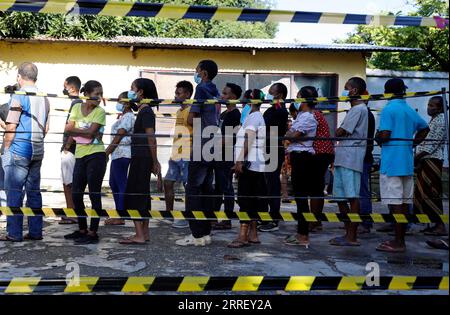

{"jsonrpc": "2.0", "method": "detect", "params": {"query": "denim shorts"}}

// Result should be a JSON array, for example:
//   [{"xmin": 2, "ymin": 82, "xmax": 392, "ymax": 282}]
[{"xmin": 165, "ymin": 159, "xmax": 189, "ymax": 184}]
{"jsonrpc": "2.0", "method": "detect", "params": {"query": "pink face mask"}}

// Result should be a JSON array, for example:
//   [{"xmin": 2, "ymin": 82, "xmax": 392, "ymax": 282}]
[{"xmin": 72, "ymin": 136, "xmax": 92, "ymax": 144}]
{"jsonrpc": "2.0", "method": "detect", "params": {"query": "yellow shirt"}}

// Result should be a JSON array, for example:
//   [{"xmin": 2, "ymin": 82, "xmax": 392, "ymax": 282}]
[
  {"xmin": 69, "ymin": 103, "xmax": 106, "ymax": 158},
  {"xmin": 171, "ymin": 106, "xmax": 192, "ymax": 160}
]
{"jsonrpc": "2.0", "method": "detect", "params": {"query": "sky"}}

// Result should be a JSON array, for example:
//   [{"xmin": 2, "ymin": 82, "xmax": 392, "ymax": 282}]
[{"xmin": 274, "ymin": 0, "xmax": 417, "ymax": 43}]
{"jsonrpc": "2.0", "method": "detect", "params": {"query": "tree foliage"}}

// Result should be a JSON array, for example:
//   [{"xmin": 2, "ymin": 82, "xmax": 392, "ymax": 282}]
[
  {"xmin": 0, "ymin": 0, "xmax": 277, "ymax": 40},
  {"xmin": 337, "ymin": 0, "xmax": 449, "ymax": 72}
]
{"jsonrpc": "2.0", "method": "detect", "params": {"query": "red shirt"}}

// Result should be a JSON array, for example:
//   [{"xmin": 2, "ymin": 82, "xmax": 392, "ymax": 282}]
[{"xmin": 313, "ymin": 111, "xmax": 334, "ymax": 155}]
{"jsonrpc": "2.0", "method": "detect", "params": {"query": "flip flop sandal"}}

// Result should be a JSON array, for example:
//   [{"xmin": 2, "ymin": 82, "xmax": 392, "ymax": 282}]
[
  {"xmin": 104, "ymin": 219, "xmax": 126, "ymax": 226},
  {"xmin": 284, "ymin": 235, "xmax": 310, "ymax": 247},
  {"xmin": 376, "ymin": 241, "xmax": 406, "ymax": 253},
  {"xmin": 0, "ymin": 235, "xmax": 21, "ymax": 242},
  {"xmin": 329, "ymin": 236, "xmax": 360, "ymax": 247},
  {"xmin": 119, "ymin": 238, "xmax": 146, "ymax": 245},
  {"xmin": 426, "ymin": 239, "xmax": 449, "ymax": 250},
  {"xmin": 248, "ymin": 240, "xmax": 261, "ymax": 244},
  {"xmin": 227, "ymin": 240, "xmax": 250, "ymax": 248}
]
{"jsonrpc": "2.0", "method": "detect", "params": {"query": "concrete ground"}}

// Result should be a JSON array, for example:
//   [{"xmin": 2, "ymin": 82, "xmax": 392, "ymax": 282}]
[{"xmin": 0, "ymin": 192, "xmax": 448, "ymax": 295}]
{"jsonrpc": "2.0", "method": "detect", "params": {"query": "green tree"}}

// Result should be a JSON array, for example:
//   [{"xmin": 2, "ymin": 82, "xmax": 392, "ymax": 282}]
[
  {"xmin": 0, "ymin": 0, "xmax": 277, "ymax": 40},
  {"xmin": 337, "ymin": 0, "xmax": 449, "ymax": 71}
]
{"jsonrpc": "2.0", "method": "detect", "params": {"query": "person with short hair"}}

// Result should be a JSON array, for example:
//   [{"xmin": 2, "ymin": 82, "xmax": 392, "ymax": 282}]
[
  {"xmin": 0, "ymin": 62, "xmax": 50, "ymax": 242},
  {"xmin": 259, "ymin": 82, "xmax": 289, "ymax": 233},
  {"xmin": 176, "ymin": 60, "xmax": 220, "ymax": 247},
  {"xmin": 211, "ymin": 82, "xmax": 242, "ymax": 231},
  {"xmin": 413, "ymin": 96, "xmax": 447, "ymax": 236},
  {"xmin": 375, "ymin": 78, "xmax": 429, "ymax": 253},
  {"xmin": 119, "ymin": 78, "xmax": 161, "ymax": 245},
  {"xmin": 63, "ymin": 80, "xmax": 107, "ymax": 245},
  {"xmin": 59, "ymin": 75, "xmax": 82, "ymax": 225},
  {"xmin": 329, "ymin": 77, "xmax": 368, "ymax": 247},
  {"xmin": 165, "ymin": 80, "xmax": 193, "ymax": 229},
  {"xmin": 228, "ymin": 99, "xmax": 267, "ymax": 247},
  {"xmin": 103, "ymin": 91, "xmax": 136, "ymax": 226}
]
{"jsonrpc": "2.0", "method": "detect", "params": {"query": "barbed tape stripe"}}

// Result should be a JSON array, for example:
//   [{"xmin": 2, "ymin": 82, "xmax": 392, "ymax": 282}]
[
  {"xmin": 0, "ymin": 207, "xmax": 448, "ymax": 223},
  {"xmin": 1, "ymin": 276, "xmax": 447, "ymax": 293},
  {"xmin": 0, "ymin": 90, "xmax": 446, "ymax": 105},
  {"xmin": 0, "ymin": 0, "xmax": 448, "ymax": 27}
]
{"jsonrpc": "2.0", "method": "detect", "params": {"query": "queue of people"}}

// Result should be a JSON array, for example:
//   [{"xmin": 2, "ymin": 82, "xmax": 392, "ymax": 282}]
[{"xmin": 0, "ymin": 61, "xmax": 447, "ymax": 253}]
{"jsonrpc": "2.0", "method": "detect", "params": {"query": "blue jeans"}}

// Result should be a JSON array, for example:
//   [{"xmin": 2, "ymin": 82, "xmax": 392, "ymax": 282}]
[
  {"xmin": 2, "ymin": 149, "xmax": 43, "ymax": 241},
  {"xmin": 359, "ymin": 161, "xmax": 373, "ymax": 229},
  {"xmin": 0, "ymin": 157, "xmax": 7, "ymax": 207},
  {"xmin": 109, "ymin": 158, "xmax": 130, "ymax": 212}
]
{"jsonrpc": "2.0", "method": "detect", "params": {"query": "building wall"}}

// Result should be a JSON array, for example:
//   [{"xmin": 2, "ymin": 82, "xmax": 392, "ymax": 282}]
[{"xmin": 0, "ymin": 40, "xmax": 367, "ymax": 189}]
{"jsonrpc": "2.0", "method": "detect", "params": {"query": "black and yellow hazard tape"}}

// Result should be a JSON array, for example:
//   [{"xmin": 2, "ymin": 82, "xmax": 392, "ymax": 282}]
[
  {"xmin": 0, "ymin": 0, "xmax": 448, "ymax": 28},
  {"xmin": 1, "ymin": 90, "xmax": 446, "ymax": 105},
  {"xmin": 0, "ymin": 207, "xmax": 448, "ymax": 224},
  {"xmin": 0, "ymin": 276, "xmax": 447, "ymax": 293}
]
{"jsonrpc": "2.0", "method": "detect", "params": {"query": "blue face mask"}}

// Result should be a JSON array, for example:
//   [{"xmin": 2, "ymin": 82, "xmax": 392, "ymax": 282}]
[
  {"xmin": 341, "ymin": 90, "xmax": 350, "ymax": 97},
  {"xmin": 294, "ymin": 102, "xmax": 301, "ymax": 111},
  {"xmin": 194, "ymin": 72, "xmax": 202, "ymax": 84},
  {"xmin": 240, "ymin": 105, "xmax": 252, "ymax": 124},
  {"xmin": 266, "ymin": 94, "xmax": 274, "ymax": 101},
  {"xmin": 116, "ymin": 103, "xmax": 124, "ymax": 112},
  {"xmin": 128, "ymin": 90, "xmax": 137, "ymax": 100}
]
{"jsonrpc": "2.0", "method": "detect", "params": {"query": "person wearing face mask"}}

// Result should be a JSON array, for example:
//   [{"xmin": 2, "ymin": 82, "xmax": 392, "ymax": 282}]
[
  {"xmin": 259, "ymin": 83, "xmax": 289, "ymax": 233},
  {"xmin": 241, "ymin": 89, "xmax": 264, "ymax": 125},
  {"xmin": 283, "ymin": 95, "xmax": 318, "ymax": 247},
  {"xmin": 0, "ymin": 62, "xmax": 50, "ymax": 242},
  {"xmin": 329, "ymin": 77, "xmax": 368, "ymax": 247},
  {"xmin": 120, "ymin": 78, "xmax": 162, "ymax": 245},
  {"xmin": 63, "ymin": 80, "xmax": 107, "ymax": 245},
  {"xmin": 413, "ymin": 96, "xmax": 447, "ymax": 237},
  {"xmin": 103, "ymin": 91, "xmax": 136, "ymax": 226},
  {"xmin": 59, "ymin": 76, "xmax": 82, "ymax": 225}
]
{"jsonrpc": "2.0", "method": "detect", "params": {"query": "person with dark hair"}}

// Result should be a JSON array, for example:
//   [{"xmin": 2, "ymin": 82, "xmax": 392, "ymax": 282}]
[
  {"xmin": 259, "ymin": 82, "xmax": 289, "ymax": 232},
  {"xmin": 329, "ymin": 77, "xmax": 368, "ymax": 247},
  {"xmin": 288, "ymin": 103, "xmax": 298, "ymax": 120},
  {"xmin": 375, "ymin": 78, "xmax": 429, "ymax": 252},
  {"xmin": 358, "ymin": 90, "xmax": 375, "ymax": 234},
  {"xmin": 414, "ymin": 96, "xmax": 447, "ymax": 236},
  {"xmin": 59, "ymin": 75, "xmax": 82, "ymax": 225},
  {"xmin": 176, "ymin": 60, "xmax": 220, "ymax": 247},
  {"xmin": 120, "ymin": 78, "xmax": 161, "ymax": 245},
  {"xmin": 0, "ymin": 63, "xmax": 50, "ymax": 242},
  {"xmin": 63, "ymin": 80, "xmax": 106, "ymax": 245},
  {"xmin": 211, "ymin": 83, "xmax": 242, "ymax": 231},
  {"xmin": 241, "ymin": 89, "xmax": 264, "ymax": 124},
  {"xmin": 283, "ymin": 92, "xmax": 318, "ymax": 247},
  {"xmin": 229, "ymin": 98, "xmax": 267, "ymax": 247},
  {"xmin": 104, "ymin": 91, "xmax": 135, "ymax": 226},
  {"xmin": 165, "ymin": 81, "xmax": 193, "ymax": 229},
  {"xmin": 297, "ymin": 86, "xmax": 335, "ymax": 233}
]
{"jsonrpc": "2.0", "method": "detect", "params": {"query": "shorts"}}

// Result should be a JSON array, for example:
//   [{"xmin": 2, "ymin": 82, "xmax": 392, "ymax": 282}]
[
  {"xmin": 61, "ymin": 151, "xmax": 76, "ymax": 185},
  {"xmin": 165, "ymin": 159, "xmax": 189, "ymax": 184},
  {"xmin": 332, "ymin": 166, "xmax": 361, "ymax": 199},
  {"xmin": 380, "ymin": 174, "xmax": 413, "ymax": 205}
]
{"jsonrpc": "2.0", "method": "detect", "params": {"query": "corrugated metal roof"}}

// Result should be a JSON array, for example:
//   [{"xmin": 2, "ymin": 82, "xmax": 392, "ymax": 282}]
[{"xmin": 2, "ymin": 36, "xmax": 420, "ymax": 52}]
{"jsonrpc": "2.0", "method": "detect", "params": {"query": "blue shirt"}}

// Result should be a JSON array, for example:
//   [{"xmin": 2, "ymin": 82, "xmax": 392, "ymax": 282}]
[
  {"xmin": 7, "ymin": 86, "xmax": 49, "ymax": 160},
  {"xmin": 379, "ymin": 99, "xmax": 428, "ymax": 176}
]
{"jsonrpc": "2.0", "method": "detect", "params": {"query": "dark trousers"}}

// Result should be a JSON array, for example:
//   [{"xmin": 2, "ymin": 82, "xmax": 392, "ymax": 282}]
[
  {"xmin": 290, "ymin": 151, "xmax": 315, "ymax": 236},
  {"xmin": 311, "ymin": 153, "xmax": 334, "ymax": 197},
  {"xmin": 109, "ymin": 158, "xmax": 130, "ymax": 212},
  {"xmin": 72, "ymin": 152, "xmax": 107, "ymax": 232},
  {"xmin": 213, "ymin": 161, "xmax": 235, "ymax": 215},
  {"xmin": 359, "ymin": 161, "xmax": 373, "ymax": 229},
  {"xmin": 263, "ymin": 155, "xmax": 284, "ymax": 217},
  {"xmin": 186, "ymin": 161, "xmax": 215, "ymax": 238},
  {"xmin": 238, "ymin": 169, "xmax": 267, "ymax": 223}
]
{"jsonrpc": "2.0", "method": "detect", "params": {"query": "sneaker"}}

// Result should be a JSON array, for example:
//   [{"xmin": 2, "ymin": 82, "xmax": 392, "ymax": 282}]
[
  {"xmin": 172, "ymin": 220, "xmax": 189, "ymax": 229},
  {"xmin": 258, "ymin": 221, "xmax": 279, "ymax": 232},
  {"xmin": 74, "ymin": 234, "xmax": 99, "ymax": 245},
  {"xmin": 204, "ymin": 235, "xmax": 212, "ymax": 245},
  {"xmin": 175, "ymin": 235, "xmax": 207, "ymax": 247},
  {"xmin": 64, "ymin": 231, "xmax": 86, "ymax": 240}
]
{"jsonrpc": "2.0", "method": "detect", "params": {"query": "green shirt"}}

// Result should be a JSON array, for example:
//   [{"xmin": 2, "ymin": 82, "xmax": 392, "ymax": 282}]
[{"xmin": 69, "ymin": 103, "xmax": 106, "ymax": 158}]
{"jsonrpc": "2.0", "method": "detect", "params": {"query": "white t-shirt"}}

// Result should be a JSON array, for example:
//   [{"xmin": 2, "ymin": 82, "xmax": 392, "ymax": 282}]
[{"xmin": 234, "ymin": 111, "xmax": 266, "ymax": 172}]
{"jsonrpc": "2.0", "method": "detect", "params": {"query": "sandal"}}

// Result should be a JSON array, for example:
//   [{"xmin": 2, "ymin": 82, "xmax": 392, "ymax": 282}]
[
  {"xmin": 119, "ymin": 238, "xmax": 146, "ymax": 245},
  {"xmin": 284, "ymin": 235, "xmax": 309, "ymax": 248},
  {"xmin": 426, "ymin": 239, "xmax": 449, "ymax": 250},
  {"xmin": 376, "ymin": 240, "xmax": 406, "ymax": 253},
  {"xmin": 329, "ymin": 236, "xmax": 360, "ymax": 247},
  {"xmin": 0, "ymin": 235, "xmax": 21, "ymax": 242},
  {"xmin": 105, "ymin": 218, "xmax": 126, "ymax": 226},
  {"xmin": 227, "ymin": 239, "xmax": 249, "ymax": 248}
]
